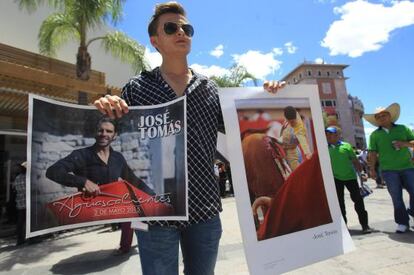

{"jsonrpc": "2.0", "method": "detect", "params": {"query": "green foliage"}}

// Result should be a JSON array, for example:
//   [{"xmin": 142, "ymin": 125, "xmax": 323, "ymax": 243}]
[
  {"xmin": 17, "ymin": 0, "xmax": 145, "ymax": 76},
  {"xmin": 38, "ymin": 13, "xmax": 78, "ymax": 56},
  {"xmin": 101, "ymin": 31, "xmax": 148, "ymax": 73},
  {"xmin": 211, "ymin": 65, "xmax": 257, "ymax": 88}
]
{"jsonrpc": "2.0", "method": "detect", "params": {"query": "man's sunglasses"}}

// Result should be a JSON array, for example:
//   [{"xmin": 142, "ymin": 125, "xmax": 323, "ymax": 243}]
[{"xmin": 163, "ymin": 22, "xmax": 194, "ymax": 37}]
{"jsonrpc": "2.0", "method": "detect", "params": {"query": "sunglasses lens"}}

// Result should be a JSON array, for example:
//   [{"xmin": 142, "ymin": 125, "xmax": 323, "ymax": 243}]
[
  {"xmin": 163, "ymin": 22, "xmax": 194, "ymax": 37},
  {"xmin": 164, "ymin": 22, "xmax": 178, "ymax": 35},
  {"xmin": 182, "ymin": 24, "xmax": 194, "ymax": 37}
]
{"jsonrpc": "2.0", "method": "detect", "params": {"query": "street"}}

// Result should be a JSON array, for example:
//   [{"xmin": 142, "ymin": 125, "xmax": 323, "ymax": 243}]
[{"xmin": 1, "ymin": 179, "xmax": 414, "ymax": 274}]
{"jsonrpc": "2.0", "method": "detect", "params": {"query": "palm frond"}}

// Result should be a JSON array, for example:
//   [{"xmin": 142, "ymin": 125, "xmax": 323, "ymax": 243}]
[
  {"xmin": 211, "ymin": 65, "xmax": 258, "ymax": 87},
  {"xmin": 104, "ymin": 0, "xmax": 125, "ymax": 24},
  {"xmin": 96, "ymin": 31, "xmax": 148, "ymax": 73},
  {"xmin": 63, "ymin": 0, "xmax": 125, "ymax": 30},
  {"xmin": 38, "ymin": 13, "xmax": 79, "ymax": 56},
  {"xmin": 16, "ymin": 0, "xmax": 62, "ymax": 12}
]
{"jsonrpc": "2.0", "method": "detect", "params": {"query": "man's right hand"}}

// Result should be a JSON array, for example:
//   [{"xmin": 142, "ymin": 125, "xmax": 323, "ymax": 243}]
[
  {"xmin": 83, "ymin": 180, "xmax": 100, "ymax": 195},
  {"xmin": 263, "ymin": 80, "xmax": 286, "ymax": 94},
  {"xmin": 93, "ymin": 95, "xmax": 129, "ymax": 119}
]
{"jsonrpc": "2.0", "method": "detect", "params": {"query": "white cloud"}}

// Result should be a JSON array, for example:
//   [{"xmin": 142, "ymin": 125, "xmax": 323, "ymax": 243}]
[
  {"xmin": 210, "ymin": 44, "xmax": 224, "ymax": 58},
  {"xmin": 364, "ymin": 124, "xmax": 377, "ymax": 144},
  {"xmin": 232, "ymin": 50, "xmax": 282, "ymax": 80},
  {"xmin": 190, "ymin": 64, "xmax": 229, "ymax": 77},
  {"xmin": 144, "ymin": 47, "xmax": 162, "ymax": 69},
  {"xmin": 272, "ymin": 47, "xmax": 283, "ymax": 56},
  {"xmin": 284, "ymin": 42, "xmax": 298, "ymax": 54},
  {"xmin": 364, "ymin": 126, "xmax": 377, "ymax": 136},
  {"xmin": 322, "ymin": 0, "xmax": 414, "ymax": 57},
  {"xmin": 315, "ymin": 57, "xmax": 324, "ymax": 64}
]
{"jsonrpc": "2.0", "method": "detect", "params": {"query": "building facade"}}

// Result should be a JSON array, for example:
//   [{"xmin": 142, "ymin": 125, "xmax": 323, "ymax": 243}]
[
  {"xmin": 0, "ymin": 43, "xmax": 121, "ymax": 211},
  {"xmin": 282, "ymin": 62, "xmax": 366, "ymax": 149}
]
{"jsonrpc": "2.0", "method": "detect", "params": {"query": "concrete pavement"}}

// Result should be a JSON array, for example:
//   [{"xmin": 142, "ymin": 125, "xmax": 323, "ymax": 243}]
[{"xmin": 1, "ymin": 178, "xmax": 414, "ymax": 274}]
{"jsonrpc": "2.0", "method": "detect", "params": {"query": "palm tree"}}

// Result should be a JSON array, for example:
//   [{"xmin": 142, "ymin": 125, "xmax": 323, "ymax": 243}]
[
  {"xmin": 210, "ymin": 65, "xmax": 257, "ymax": 88},
  {"xmin": 17, "ymin": 0, "xmax": 146, "ymax": 80}
]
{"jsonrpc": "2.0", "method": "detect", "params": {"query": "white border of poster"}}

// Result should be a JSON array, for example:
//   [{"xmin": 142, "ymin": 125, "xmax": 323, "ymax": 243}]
[
  {"xmin": 219, "ymin": 86, "xmax": 354, "ymax": 274},
  {"xmin": 26, "ymin": 94, "xmax": 188, "ymax": 237}
]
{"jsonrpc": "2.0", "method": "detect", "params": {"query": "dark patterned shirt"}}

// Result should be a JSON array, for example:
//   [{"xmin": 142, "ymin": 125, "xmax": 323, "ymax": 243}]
[
  {"xmin": 46, "ymin": 145, "xmax": 155, "ymax": 195},
  {"xmin": 13, "ymin": 173, "xmax": 26, "ymax": 210},
  {"xmin": 121, "ymin": 67, "xmax": 224, "ymax": 228}
]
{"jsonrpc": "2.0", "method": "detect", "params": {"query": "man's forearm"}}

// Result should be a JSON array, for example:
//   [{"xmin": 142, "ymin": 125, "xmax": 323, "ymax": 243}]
[
  {"xmin": 46, "ymin": 163, "xmax": 87, "ymax": 189},
  {"xmin": 367, "ymin": 151, "xmax": 377, "ymax": 170},
  {"xmin": 352, "ymin": 159, "xmax": 362, "ymax": 173}
]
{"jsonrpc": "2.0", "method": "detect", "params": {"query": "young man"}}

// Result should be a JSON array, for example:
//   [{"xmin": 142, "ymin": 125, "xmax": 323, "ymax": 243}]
[
  {"xmin": 325, "ymin": 126, "xmax": 372, "ymax": 234},
  {"xmin": 94, "ymin": 2, "xmax": 285, "ymax": 273},
  {"xmin": 364, "ymin": 103, "xmax": 414, "ymax": 233},
  {"xmin": 95, "ymin": 1, "xmax": 285, "ymax": 273}
]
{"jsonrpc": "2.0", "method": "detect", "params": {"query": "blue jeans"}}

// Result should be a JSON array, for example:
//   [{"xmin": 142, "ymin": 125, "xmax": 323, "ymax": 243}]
[
  {"xmin": 136, "ymin": 215, "xmax": 222, "ymax": 275},
  {"xmin": 382, "ymin": 168, "xmax": 414, "ymax": 226}
]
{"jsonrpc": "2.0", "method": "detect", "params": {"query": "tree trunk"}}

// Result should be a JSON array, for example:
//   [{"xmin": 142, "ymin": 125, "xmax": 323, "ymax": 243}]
[
  {"xmin": 76, "ymin": 46, "xmax": 91, "ymax": 105},
  {"xmin": 76, "ymin": 46, "xmax": 91, "ymax": 81}
]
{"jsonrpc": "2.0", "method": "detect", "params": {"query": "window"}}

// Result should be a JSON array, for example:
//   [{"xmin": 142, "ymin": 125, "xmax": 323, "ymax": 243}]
[
  {"xmin": 318, "ymin": 71, "xmax": 321, "ymax": 76},
  {"xmin": 307, "ymin": 70, "xmax": 312, "ymax": 76},
  {"xmin": 325, "ymin": 100, "xmax": 333, "ymax": 107},
  {"xmin": 327, "ymin": 71, "xmax": 330, "ymax": 76},
  {"xmin": 322, "ymin": 82, "xmax": 332, "ymax": 94},
  {"xmin": 333, "ymin": 100, "xmax": 336, "ymax": 106},
  {"xmin": 321, "ymin": 101, "xmax": 325, "ymax": 107},
  {"xmin": 299, "ymin": 73, "xmax": 302, "ymax": 79}
]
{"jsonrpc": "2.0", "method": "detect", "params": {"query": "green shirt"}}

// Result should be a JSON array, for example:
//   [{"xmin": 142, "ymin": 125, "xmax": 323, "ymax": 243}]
[
  {"xmin": 368, "ymin": 124, "xmax": 414, "ymax": 171},
  {"xmin": 328, "ymin": 141, "xmax": 357, "ymax": 181}
]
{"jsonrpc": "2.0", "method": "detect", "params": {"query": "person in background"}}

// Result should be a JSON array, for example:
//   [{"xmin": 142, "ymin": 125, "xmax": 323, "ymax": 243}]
[
  {"xmin": 364, "ymin": 103, "xmax": 414, "ymax": 233},
  {"xmin": 12, "ymin": 162, "xmax": 27, "ymax": 246},
  {"xmin": 325, "ymin": 126, "xmax": 372, "ymax": 234},
  {"xmin": 217, "ymin": 162, "xmax": 227, "ymax": 198}
]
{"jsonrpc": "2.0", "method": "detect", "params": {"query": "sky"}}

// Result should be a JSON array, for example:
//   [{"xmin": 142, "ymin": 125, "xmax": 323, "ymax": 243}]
[{"xmin": 113, "ymin": 0, "xmax": 414, "ymax": 139}]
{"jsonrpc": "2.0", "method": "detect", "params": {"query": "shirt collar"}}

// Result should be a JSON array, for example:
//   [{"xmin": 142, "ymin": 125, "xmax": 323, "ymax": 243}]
[
  {"xmin": 328, "ymin": 140, "xmax": 343, "ymax": 148},
  {"xmin": 378, "ymin": 123, "xmax": 396, "ymax": 131},
  {"xmin": 149, "ymin": 67, "xmax": 208, "ymax": 96}
]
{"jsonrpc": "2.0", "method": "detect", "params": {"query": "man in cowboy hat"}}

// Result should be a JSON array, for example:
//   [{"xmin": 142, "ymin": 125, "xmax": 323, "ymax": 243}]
[{"xmin": 364, "ymin": 103, "xmax": 414, "ymax": 233}]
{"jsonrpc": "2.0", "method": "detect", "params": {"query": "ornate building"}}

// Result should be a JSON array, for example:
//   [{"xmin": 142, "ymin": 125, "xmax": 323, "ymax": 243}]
[{"xmin": 282, "ymin": 62, "xmax": 366, "ymax": 149}]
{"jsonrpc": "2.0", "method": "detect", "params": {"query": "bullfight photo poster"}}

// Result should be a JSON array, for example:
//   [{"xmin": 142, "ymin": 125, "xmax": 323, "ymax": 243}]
[
  {"xmin": 26, "ymin": 94, "xmax": 187, "ymax": 237},
  {"xmin": 219, "ymin": 86, "xmax": 354, "ymax": 274}
]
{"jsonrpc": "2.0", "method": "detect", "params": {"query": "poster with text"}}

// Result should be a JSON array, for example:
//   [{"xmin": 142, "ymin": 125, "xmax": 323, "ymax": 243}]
[
  {"xmin": 219, "ymin": 86, "xmax": 354, "ymax": 274},
  {"xmin": 27, "ymin": 94, "xmax": 187, "ymax": 237}
]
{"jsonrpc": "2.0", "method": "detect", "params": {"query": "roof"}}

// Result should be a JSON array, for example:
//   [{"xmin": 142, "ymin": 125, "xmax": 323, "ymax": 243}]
[
  {"xmin": 281, "ymin": 61, "xmax": 349, "ymax": 81},
  {"xmin": 0, "ymin": 43, "xmax": 121, "ymax": 119}
]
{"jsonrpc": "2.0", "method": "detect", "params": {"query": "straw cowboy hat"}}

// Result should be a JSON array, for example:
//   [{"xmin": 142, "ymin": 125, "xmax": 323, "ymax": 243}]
[{"xmin": 363, "ymin": 103, "xmax": 400, "ymax": 127}]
